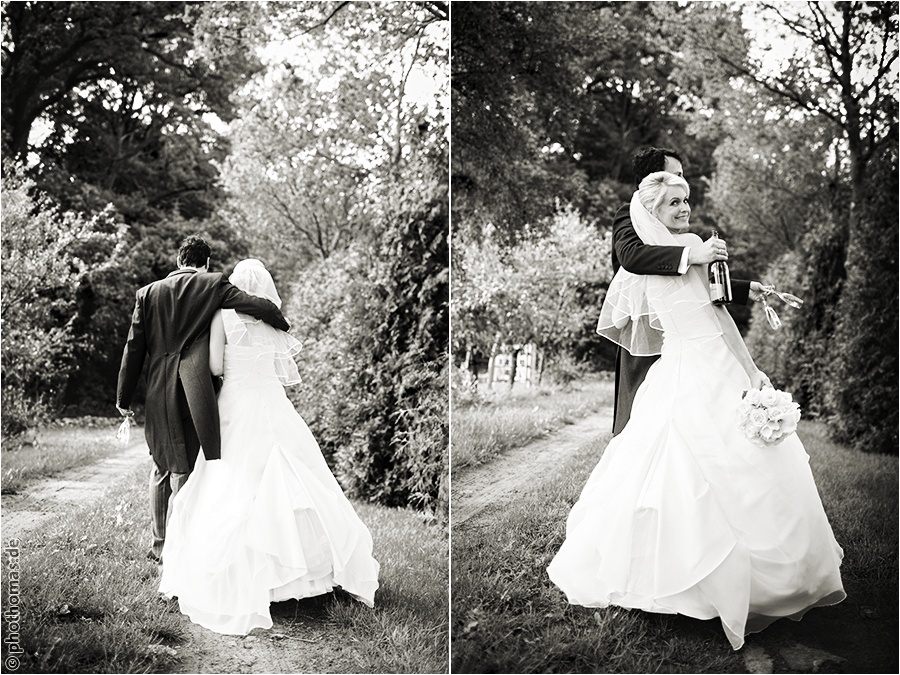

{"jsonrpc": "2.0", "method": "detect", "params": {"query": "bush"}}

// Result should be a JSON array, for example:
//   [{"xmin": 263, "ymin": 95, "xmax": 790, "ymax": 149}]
[
  {"xmin": 287, "ymin": 190, "xmax": 448, "ymax": 514},
  {"xmin": 745, "ymin": 206, "xmax": 847, "ymax": 417},
  {"xmin": 744, "ymin": 251, "xmax": 805, "ymax": 394},
  {"xmin": 824, "ymin": 133, "xmax": 899, "ymax": 454},
  {"xmin": 0, "ymin": 165, "xmax": 123, "ymax": 436}
]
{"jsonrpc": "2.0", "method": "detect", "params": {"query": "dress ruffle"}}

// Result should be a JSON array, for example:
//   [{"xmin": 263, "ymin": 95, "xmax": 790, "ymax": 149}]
[
  {"xmin": 159, "ymin": 321, "xmax": 379, "ymax": 635},
  {"xmin": 548, "ymin": 299, "xmax": 845, "ymax": 650}
]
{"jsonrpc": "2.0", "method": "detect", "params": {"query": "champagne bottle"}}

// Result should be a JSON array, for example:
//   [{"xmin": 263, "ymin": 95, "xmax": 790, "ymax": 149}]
[{"xmin": 708, "ymin": 230, "xmax": 732, "ymax": 305}]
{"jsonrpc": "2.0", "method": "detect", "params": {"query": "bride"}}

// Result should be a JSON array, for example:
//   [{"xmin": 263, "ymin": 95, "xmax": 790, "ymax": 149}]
[
  {"xmin": 159, "ymin": 259, "xmax": 379, "ymax": 635},
  {"xmin": 546, "ymin": 172, "xmax": 845, "ymax": 650}
]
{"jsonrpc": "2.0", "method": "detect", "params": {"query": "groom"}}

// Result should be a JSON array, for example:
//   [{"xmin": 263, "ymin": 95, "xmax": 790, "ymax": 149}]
[
  {"xmin": 116, "ymin": 235, "xmax": 290, "ymax": 563},
  {"xmin": 610, "ymin": 147, "xmax": 766, "ymax": 435}
]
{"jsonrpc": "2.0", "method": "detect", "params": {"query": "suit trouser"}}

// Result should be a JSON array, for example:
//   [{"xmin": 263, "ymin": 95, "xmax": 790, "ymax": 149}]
[
  {"xmin": 149, "ymin": 383, "xmax": 201, "ymax": 561},
  {"xmin": 613, "ymin": 348, "xmax": 660, "ymax": 436},
  {"xmin": 149, "ymin": 463, "xmax": 190, "ymax": 560}
]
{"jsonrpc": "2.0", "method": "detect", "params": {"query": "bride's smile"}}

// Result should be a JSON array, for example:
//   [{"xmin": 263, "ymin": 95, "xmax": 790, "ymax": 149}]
[{"xmin": 655, "ymin": 185, "xmax": 691, "ymax": 233}]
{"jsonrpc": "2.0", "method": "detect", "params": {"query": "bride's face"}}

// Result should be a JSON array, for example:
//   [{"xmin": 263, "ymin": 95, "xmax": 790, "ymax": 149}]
[{"xmin": 655, "ymin": 185, "xmax": 691, "ymax": 230}]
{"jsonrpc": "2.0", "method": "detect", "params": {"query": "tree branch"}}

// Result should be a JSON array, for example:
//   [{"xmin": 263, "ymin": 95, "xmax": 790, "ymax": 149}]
[
  {"xmin": 299, "ymin": 2, "xmax": 351, "ymax": 35},
  {"xmin": 715, "ymin": 51, "xmax": 843, "ymax": 127},
  {"xmin": 418, "ymin": 1, "xmax": 449, "ymax": 21}
]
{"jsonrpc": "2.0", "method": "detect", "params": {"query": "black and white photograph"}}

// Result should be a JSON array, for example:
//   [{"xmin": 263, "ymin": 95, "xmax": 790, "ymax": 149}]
[
  {"xmin": 450, "ymin": 1, "xmax": 897, "ymax": 673},
  {"xmin": 2, "ymin": 1, "xmax": 899, "ymax": 674},
  {"xmin": 1, "ymin": 1, "xmax": 448, "ymax": 673}
]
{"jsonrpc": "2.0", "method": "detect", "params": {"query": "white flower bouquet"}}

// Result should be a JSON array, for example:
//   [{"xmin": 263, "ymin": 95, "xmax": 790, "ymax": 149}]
[{"xmin": 737, "ymin": 387, "xmax": 801, "ymax": 447}]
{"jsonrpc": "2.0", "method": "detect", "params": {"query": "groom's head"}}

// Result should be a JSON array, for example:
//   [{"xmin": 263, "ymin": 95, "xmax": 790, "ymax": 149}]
[
  {"xmin": 177, "ymin": 235, "xmax": 211, "ymax": 271},
  {"xmin": 633, "ymin": 147, "xmax": 684, "ymax": 188}
]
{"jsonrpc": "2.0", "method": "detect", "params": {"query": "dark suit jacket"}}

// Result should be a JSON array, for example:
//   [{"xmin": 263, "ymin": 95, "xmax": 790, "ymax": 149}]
[
  {"xmin": 610, "ymin": 204, "xmax": 750, "ymax": 435},
  {"xmin": 116, "ymin": 269, "xmax": 289, "ymax": 472}
]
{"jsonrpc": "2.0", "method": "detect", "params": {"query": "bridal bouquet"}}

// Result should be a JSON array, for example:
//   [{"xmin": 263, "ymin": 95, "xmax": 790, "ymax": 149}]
[{"xmin": 737, "ymin": 387, "xmax": 801, "ymax": 447}]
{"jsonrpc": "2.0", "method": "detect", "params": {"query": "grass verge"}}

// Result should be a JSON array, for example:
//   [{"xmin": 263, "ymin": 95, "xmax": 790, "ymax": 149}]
[
  {"xmin": 1, "ymin": 450, "xmax": 447, "ymax": 673},
  {"xmin": 451, "ymin": 378, "xmax": 613, "ymax": 470},
  {"xmin": 1, "ymin": 422, "xmax": 139, "ymax": 492},
  {"xmin": 451, "ymin": 419, "xmax": 899, "ymax": 673}
]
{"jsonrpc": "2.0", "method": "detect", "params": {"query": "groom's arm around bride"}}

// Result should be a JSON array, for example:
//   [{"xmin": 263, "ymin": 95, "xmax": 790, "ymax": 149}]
[
  {"xmin": 115, "ymin": 235, "xmax": 289, "ymax": 563},
  {"xmin": 610, "ymin": 147, "xmax": 761, "ymax": 436}
]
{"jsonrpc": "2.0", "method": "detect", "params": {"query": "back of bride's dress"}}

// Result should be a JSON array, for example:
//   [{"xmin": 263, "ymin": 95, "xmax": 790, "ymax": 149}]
[
  {"xmin": 159, "ymin": 310, "xmax": 379, "ymax": 635},
  {"xmin": 547, "ymin": 234, "xmax": 845, "ymax": 650}
]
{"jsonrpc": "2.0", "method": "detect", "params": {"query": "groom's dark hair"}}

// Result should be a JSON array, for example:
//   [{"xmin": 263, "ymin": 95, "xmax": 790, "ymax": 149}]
[
  {"xmin": 177, "ymin": 235, "xmax": 212, "ymax": 268},
  {"xmin": 632, "ymin": 147, "xmax": 684, "ymax": 187}
]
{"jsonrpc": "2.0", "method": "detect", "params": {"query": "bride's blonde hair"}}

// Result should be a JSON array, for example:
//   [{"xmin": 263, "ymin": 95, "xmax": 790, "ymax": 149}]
[{"xmin": 638, "ymin": 171, "xmax": 690, "ymax": 217}]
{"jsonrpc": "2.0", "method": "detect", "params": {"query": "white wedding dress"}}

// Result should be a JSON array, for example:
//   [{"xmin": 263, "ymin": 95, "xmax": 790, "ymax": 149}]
[
  {"xmin": 159, "ymin": 309, "xmax": 379, "ymax": 635},
  {"xmin": 547, "ymin": 233, "xmax": 845, "ymax": 650}
]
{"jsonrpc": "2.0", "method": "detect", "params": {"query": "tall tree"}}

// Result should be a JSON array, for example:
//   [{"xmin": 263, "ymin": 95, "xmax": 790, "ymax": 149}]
[
  {"xmin": 217, "ymin": 1, "xmax": 448, "ymax": 282},
  {"xmin": 2, "ymin": 1, "xmax": 259, "ymax": 220},
  {"xmin": 674, "ymin": 0, "xmax": 898, "ymax": 275},
  {"xmin": 451, "ymin": 1, "xmax": 603, "ymax": 241}
]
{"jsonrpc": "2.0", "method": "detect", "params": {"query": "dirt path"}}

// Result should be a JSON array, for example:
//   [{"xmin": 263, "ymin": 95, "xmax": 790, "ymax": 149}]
[
  {"xmin": 451, "ymin": 404, "xmax": 859, "ymax": 674},
  {"xmin": 451, "ymin": 408, "xmax": 613, "ymax": 527},
  {"xmin": 0, "ymin": 428, "xmax": 365, "ymax": 674},
  {"xmin": 168, "ymin": 611, "xmax": 358, "ymax": 674},
  {"xmin": 1, "ymin": 431, "xmax": 152, "ymax": 541}
]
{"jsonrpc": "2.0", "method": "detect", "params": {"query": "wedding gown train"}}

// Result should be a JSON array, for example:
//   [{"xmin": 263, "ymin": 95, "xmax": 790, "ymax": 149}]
[
  {"xmin": 547, "ymin": 234, "xmax": 845, "ymax": 650},
  {"xmin": 159, "ymin": 310, "xmax": 379, "ymax": 635}
]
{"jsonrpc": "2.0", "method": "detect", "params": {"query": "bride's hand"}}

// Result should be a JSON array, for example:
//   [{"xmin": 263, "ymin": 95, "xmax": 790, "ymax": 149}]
[{"xmin": 750, "ymin": 370, "xmax": 772, "ymax": 390}]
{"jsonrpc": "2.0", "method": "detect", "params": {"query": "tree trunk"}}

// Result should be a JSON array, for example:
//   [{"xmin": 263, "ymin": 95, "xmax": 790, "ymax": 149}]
[
  {"xmin": 486, "ymin": 341, "xmax": 498, "ymax": 389},
  {"xmin": 537, "ymin": 348, "xmax": 545, "ymax": 386},
  {"xmin": 508, "ymin": 346, "xmax": 520, "ymax": 390}
]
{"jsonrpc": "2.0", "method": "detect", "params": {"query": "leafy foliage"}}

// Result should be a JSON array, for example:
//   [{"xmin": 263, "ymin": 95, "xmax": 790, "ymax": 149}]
[
  {"xmin": 218, "ymin": 1, "xmax": 448, "ymax": 283},
  {"xmin": 288, "ymin": 189, "xmax": 448, "ymax": 513},
  {"xmin": 452, "ymin": 203, "xmax": 612, "ymax": 377},
  {"xmin": 704, "ymin": 111, "xmax": 840, "ymax": 279},
  {"xmin": 451, "ymin": 2, "xmax": 596, "ymax": 240},
  {"xmin": 1, "ymin": 166, "xmax": 124, "ymax": 437},
  {"xmin": 824, "ymin": 129, "xmax": 899, "ymax": 453},
  {"xmin": 451, "ymin": 2, "xmax": 738, "ymax": 243},
  {"xmin": 745, "ymin": 203, "xmax": 848, "ymax": 417},
  {"xmin": 2, "ymin": 1, "xmax": 254, "ymax": 219}
]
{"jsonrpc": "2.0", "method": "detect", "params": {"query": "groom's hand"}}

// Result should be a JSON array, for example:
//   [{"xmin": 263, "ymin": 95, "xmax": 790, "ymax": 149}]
[
  {"xmin": 749, "ymin": 281, "xmax": 775, "ymax": 303},
  {"xmin": 688, "ymin": 236, "xmax": 728, "ymax": 265}
]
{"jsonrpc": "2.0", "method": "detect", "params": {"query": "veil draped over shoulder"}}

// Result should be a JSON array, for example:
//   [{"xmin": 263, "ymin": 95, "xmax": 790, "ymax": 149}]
[
  {"xmin": 227, "ymin": 259, "xmax": 303, "ymax": 385},
  {"xmin": 596, "ymin": 193, "xmax": 722, "ymax": 355}
]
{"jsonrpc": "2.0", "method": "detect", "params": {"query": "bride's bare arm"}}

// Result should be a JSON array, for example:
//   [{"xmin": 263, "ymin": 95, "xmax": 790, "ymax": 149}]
[
  {"xmin": 714, "ymin": 305, "xmax": 771, "ymax": 389},
  {"xmin": 209, "ymin": 310, "xmax": 225, "ymax": 377}
]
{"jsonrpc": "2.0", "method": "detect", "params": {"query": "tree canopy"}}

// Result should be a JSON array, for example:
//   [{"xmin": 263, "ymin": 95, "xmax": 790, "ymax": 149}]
[
  {"xmin": 451, "ymin": 1, "xmax": 898, "ymax": 452},
  {"xmin": 2, "ymin": 1, "xmax": 450, "ymax": 507}
]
